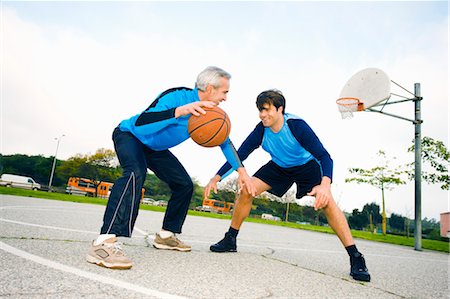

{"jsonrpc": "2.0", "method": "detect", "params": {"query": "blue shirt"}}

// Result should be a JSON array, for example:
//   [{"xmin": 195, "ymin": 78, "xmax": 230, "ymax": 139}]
[
  {"xmin": 261, "ymin": 113, "xmax": 315, "ymax": 168},
  {"xmin": 217, "ymin": 113, "xmax": 333, "ymax": 180},
  {"xmin": 119, "ymin": 87, "xmax": 242, "ymax": 170}
]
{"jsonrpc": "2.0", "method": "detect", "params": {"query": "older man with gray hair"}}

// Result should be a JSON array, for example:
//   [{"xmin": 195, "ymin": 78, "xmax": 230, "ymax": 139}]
[{"xmin": 87, "ymin": 66, "xmax": 255, "ymax": 269}]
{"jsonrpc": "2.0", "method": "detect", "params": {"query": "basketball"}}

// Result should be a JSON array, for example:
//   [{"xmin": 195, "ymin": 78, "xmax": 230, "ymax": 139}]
[{"xmin": 188, "ymin": 106, "xmax": 231, "ymax": 147}]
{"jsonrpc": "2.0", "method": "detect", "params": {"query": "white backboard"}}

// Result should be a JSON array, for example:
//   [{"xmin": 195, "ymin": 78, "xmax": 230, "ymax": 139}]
[{"xmin": 339, "ymin": 68, "xmax": 391, "ymax": 110}]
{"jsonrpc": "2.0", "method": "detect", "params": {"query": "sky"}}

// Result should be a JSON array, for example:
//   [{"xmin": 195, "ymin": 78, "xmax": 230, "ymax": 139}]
[{"xmin": 1, "ymin": 1, "xmax": 448, "ymax": 221}]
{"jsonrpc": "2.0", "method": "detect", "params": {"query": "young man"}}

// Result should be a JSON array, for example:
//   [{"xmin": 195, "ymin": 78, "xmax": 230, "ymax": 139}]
[
  {"xmin": 86, "ymin": 66, "xmax": 256, "ymax": 269},
  {"xmin": 204, "ymin": 89, "xmax": 371, "ymax": 282}
]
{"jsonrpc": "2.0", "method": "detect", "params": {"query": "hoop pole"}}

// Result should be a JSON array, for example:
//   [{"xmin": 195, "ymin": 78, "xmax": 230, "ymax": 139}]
[
  {"xmin": 414, "ymin": 83, "xmax": 422, "ymax": 251},
  {"xmin": 359, "ymin": 81, "xmax": 423, "ymax": 252}
]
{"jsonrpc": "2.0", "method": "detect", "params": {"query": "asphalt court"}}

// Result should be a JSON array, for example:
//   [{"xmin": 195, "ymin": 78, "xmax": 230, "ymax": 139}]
[{"xmin": 1, "ymin": 195, "xmax": 449, "ymax": 298}]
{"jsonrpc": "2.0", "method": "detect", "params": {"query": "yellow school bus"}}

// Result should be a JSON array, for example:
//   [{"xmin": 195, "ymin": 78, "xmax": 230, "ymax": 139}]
[{"xmin": 66, "ymin": 177, "xmax": 144, "ymax": 199}]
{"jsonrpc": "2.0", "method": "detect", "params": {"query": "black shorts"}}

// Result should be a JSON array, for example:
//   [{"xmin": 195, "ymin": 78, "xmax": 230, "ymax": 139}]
[{"xmin": 254, "ymin": 159, "xmax": 322, "ymax": 199}]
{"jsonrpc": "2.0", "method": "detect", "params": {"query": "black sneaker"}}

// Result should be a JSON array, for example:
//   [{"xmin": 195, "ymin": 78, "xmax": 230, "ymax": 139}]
[
  {"xmin": 210, "ymin": 232, "xmax": 237, "ymax": 252},
  {"xmin": 350, "ymin": 252, "xmax": 371, "ymax": 282}
]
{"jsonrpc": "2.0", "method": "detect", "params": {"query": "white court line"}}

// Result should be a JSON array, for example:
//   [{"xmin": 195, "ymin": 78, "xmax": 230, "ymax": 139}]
[
  {"xmin": 0, "ymin": 241, "xmax": 187, "ymax": 299},
  {"xmin": 0, "ymin": 205, "xmax": 95, "ymax": 211},
  {"xmin": 0, "ymin": 218, "xmax": 147, "ymax": 238},
  {"xmin": 0, "ymin": 203, "xmax": 148, "ymax": 238},
  {"xmin": 133, "ymin": 226, "xmax": 148, "ymax": 236},
  {"xmin": 0, "ymin": 218, "xmax": 99, "ymax": 235}
]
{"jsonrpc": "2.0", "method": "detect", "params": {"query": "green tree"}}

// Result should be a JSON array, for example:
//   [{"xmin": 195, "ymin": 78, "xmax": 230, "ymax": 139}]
[
  {"xmin": 57, "ymin": 154, "xmax": 90, "ymax": 180},
  {"xmin": 86, "ymin": 149, "xmax": 121, "ymax": 185},
  {"xmin": 389, "ymin": 213, "xmax": 406, "ymax": 231},
  {"xmin": 346, "ymin": 150, "xmax": 407, "ymax": 236},
  {"xmin": 407, "ymin": 136, "xmax": 449, "ymax": 190},
  {"xmin": 362, "ymin": 202, "xmax": 382, "ymax": 232},
  {"xmin": 348, "ymin": 208, "xmax": 367, "ymax": 230}
]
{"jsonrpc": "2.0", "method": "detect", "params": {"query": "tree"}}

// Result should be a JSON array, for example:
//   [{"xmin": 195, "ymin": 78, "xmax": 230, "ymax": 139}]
[
  {"xmin": 407, "ymin": 136, "xmax": 449, "ymax": 190},
  {"xmin": 389, "ymin": 213, "xmax": 405, "ymax": 231},
  {"xmin": 347, "ymin": 203, "xmax": 381, "ymax": 232},
  {"xmin": 348, "ymin": 208, "xmax": 367, "ymax": 230},
  {"xmin": 389, "ymin": 212, "xmax": 413, "ymax": 237},
  {"xmin": 362, "ymin": 202, "xmax": 382, "ymax": 232},
  {"xmin": 88, "ymin": 148, "xmax": 118, "ymax": 168},
  {"xmin": 56, "ymin": 149, "xmax": 121, "ymax": 196},
  {"xmin": 346, "ymin": 150, "xmax": 407, "ymax": 236},
  {"xmin": 57, "ymin": 154, "xmax": 90, "ymax": 179}
]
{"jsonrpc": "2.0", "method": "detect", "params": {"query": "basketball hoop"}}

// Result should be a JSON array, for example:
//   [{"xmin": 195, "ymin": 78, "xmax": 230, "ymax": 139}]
[{"xmin": 336, "ymin": 97, "xmax": 363, "ymax": 119}]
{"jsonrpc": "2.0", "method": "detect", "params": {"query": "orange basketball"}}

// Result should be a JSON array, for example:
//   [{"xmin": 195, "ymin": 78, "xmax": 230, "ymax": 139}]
[{"xmin": 188, "ymin": 106, "xmax": 231, "ymax": 147}]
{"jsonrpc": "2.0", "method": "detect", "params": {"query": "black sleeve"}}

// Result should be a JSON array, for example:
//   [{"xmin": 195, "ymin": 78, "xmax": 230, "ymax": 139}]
[{"xmin": 287, "ymin": 119, "xmax": 333, "ymax": 181}]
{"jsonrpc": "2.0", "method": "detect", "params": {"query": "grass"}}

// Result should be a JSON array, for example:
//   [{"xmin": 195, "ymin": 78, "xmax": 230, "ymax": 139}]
[{"xmin": 1, "ymin": 187, "xmax": 449, "ymax": 253}]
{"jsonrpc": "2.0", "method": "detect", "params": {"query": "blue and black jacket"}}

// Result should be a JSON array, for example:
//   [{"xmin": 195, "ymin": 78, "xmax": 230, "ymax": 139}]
[
  {"xmin": 119, "ymin": 87, "xmax": 242, "ymax": 170},
  {"xmin": 217, "ymin": 113, "xmax": 333, "ymax": 180}
]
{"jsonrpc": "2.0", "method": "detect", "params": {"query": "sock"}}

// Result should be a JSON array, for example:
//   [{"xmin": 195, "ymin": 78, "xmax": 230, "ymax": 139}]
[
  {"xmin": 159, "ymin": 230, "xmax": 174, "ymax": 239},
  {"xmin": 95, "ymin": 234, "xmax": 116, "ymax": 246},
  {"xmin": 345, "ymin": 244, "xmax": 359, "ymax": 257},
  {"xmin": 227, "ymin": 227, "xmax": 239, "ymax": 238}
]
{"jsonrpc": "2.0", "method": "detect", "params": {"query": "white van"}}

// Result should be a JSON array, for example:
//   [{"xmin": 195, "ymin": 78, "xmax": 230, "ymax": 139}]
[{"xmin": 0, "ymin": 174, "xmax": 41, "ymax": 191}]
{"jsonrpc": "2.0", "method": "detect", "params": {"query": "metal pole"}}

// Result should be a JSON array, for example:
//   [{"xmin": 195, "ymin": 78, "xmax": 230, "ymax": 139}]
[
  {"xmin": 48, "ymin": 135, "xmax": 64, "ymax": 192},
  {"xmin": 414, "ymin": 83, "xmax": 422, "ymax": 251}
]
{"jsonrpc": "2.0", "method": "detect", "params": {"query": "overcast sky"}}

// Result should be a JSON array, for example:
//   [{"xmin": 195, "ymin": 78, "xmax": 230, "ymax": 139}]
[{"xmin": 2, "ymin": 1, "xmax": 448, "ymax": 220}]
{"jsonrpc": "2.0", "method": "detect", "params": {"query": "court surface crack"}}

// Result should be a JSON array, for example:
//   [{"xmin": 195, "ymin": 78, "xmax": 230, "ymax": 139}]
[{"xmin": 261, "ymin": 247, "xmax": 406, "ymax": 298}]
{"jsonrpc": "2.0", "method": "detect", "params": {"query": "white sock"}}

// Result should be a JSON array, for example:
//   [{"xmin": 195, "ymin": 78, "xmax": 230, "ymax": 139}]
[
  {"xmin": 159, "ymin": 230, "xmax": 174, "ymax": 239},
  {"xmin": 94, "ymin": 234, "xmax": 116, "ymax": 246}
]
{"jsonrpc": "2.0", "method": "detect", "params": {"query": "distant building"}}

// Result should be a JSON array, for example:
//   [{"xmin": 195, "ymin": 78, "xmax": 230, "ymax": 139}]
[{"xmin": 440, "ymin": 212, "xmax": 450, "ymax": 238}]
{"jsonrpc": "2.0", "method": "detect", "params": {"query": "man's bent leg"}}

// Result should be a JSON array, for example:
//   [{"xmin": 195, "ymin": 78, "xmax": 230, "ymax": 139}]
[
  {"xmin": 323, "ymin": 196, "xmax": 371, "ymax": 282},
  {"xmin": 100, "ymin": 129, "xmax": 147, "ymax": 237},
  {"xmin": 210, "ymin": 177, "xmax": 270, "ymax": 253},
  {"xmin": 145, "ymin": 150, "xmax": 193, "ymax": 252},
  {"xmin": 89, "ymin": 128, "xmax": 146, "ymax": 269},
  {"xmin": 322, "ymin": 196, "xmax": 354, "ymax": 247},
  {"xmin": 146, "ymin": 149, "xmax": 193, "ymax": 234},
  {"xmin": 231, "ymin": 177, "xmax": 270, "ymax": 230}
]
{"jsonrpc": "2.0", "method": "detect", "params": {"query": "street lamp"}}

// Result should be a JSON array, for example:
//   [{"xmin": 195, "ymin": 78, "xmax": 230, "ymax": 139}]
[{"xmin": 48, "ymin": 134, "xmax": 65, "ymax": 192}]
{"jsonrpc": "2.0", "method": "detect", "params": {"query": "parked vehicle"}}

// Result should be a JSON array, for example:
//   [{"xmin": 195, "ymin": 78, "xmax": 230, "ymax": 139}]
[
  {"xmin": 0, "ymin": 173, "xmax": 41, "ymax": 190},
  {"xmin": 142, "ymin": 197, "xmax": 156, "ymax": 205},
  {"xmin": 141, "ymin": 198, "xmax": 169, "ymax": 206},
  {"xmin": 66, "ymin": 177, "xmax": 144, "ymax": 199},
  {"xmin": 199, "ymin": 199, "xmax": 233, "ymax": 214},
  {"xmin": 66, "ymin": 177, "xmax": 97, "ymax": 196},
  {"xmin": 261, "ymin": 213, "xmax": 281, "ymax": 221}
]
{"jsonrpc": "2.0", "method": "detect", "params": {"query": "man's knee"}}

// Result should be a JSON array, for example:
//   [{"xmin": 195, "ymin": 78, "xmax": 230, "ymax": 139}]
[
  {"xmin": 174, "ymin": 178, "xmax": 193, "ymax": 196},
  {"xmin": 239, "ymin": 188, "xmax": 254, "ymax": 203},
  {"xmin": 323, "ymin": 197, "xmax": 340, "ymax": 214},
  {"xmin": 124, "ymin": 167, "xmax": 146, "ymax": 184}
]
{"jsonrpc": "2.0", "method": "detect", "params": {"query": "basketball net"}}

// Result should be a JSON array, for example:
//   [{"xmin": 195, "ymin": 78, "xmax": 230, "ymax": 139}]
[{"xmin": 336, "ymin": 97, "xmax": 361, "ymax": 119}]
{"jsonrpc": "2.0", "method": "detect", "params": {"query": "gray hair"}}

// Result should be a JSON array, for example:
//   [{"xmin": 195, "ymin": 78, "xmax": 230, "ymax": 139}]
[{"xmin": 195, "ymin": 66, "xmax": 231, "ymax": 91}]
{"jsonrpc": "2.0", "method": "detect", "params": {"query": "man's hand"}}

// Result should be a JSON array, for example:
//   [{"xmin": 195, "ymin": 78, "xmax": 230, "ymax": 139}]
[
  {"xmin": 307, "ymin": 177, "xmax": 332, "ymax": 210},
  {"xmin": 237, "ymin": 167, "xmax": 256, "ymax": 197},
  {"xmin": 175, "ymin": 101, "xmax": 216, "ymax": 118},
  {"xmin": 204, "ymin": 175, "xmax": 221, "ymax": 199}
]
